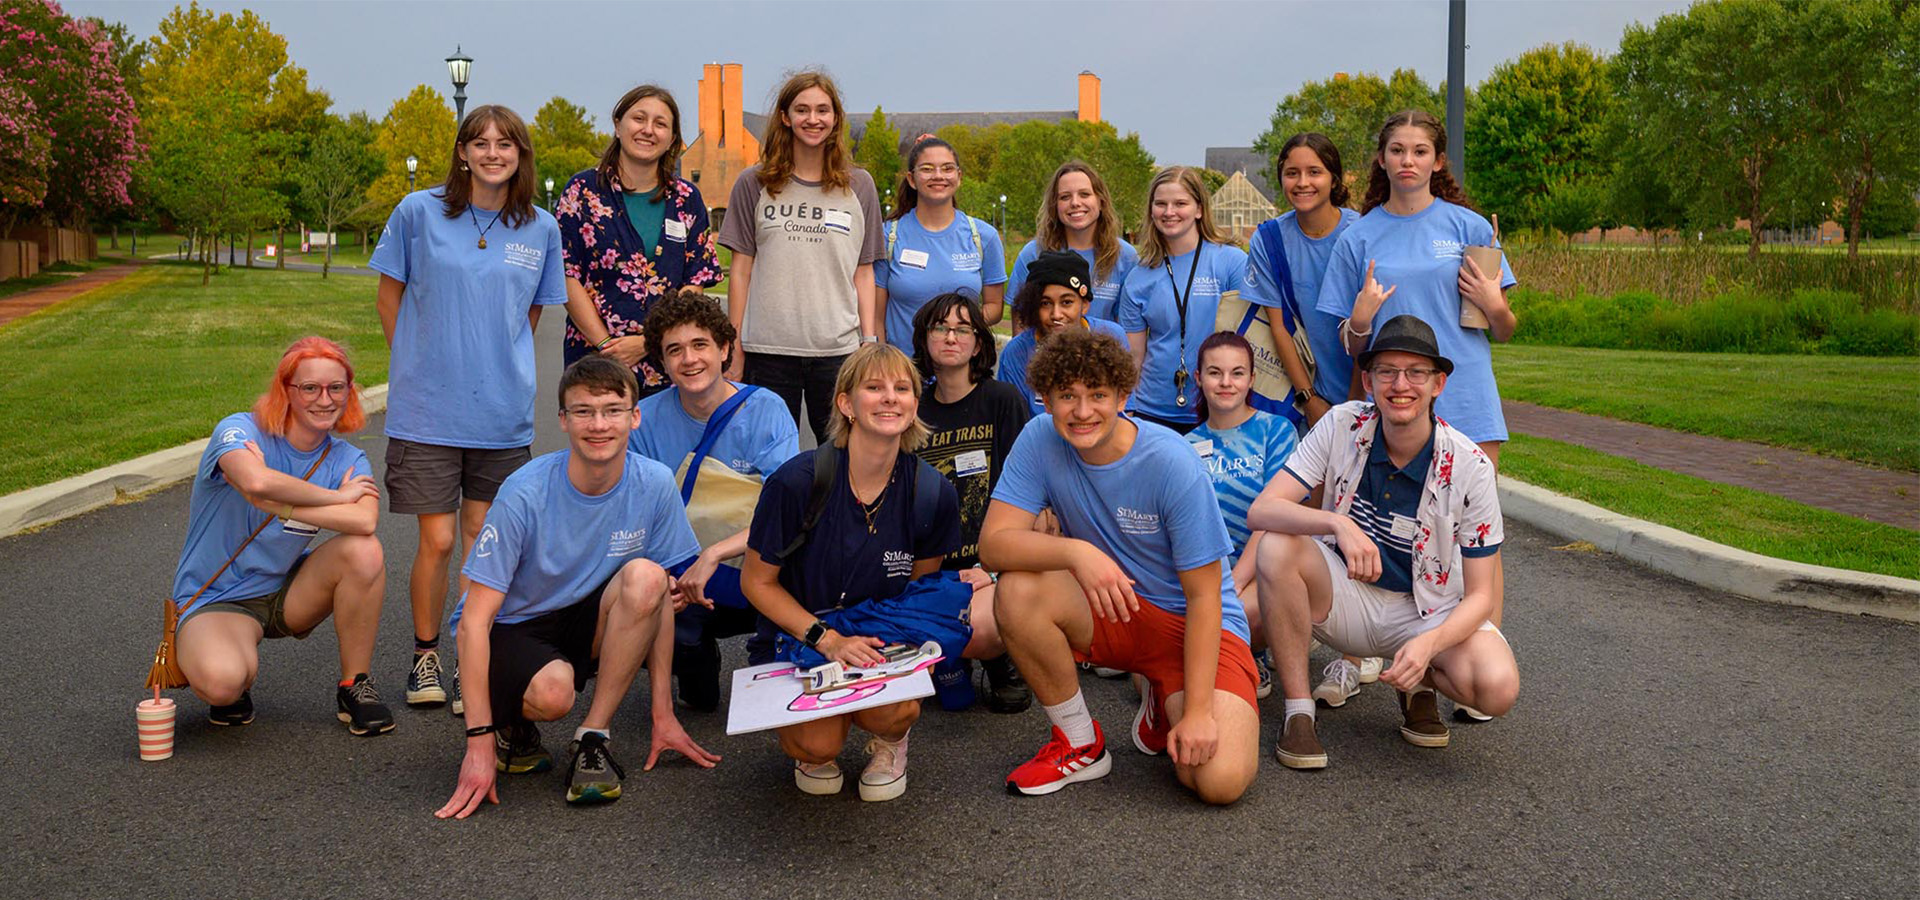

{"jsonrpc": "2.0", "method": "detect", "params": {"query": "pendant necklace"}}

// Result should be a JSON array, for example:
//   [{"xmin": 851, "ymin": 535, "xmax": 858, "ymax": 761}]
[
  {"xmin": 469, "ymin": 204, "xmax": 503, "ymax": 249},
  {"xmin": 854, "ymin": 467, "xmax": 897, "ymax": 535}
]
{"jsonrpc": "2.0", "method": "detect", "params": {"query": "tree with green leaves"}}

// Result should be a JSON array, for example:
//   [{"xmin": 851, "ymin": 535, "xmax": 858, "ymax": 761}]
[
  {"xmin": 1251, "ymin": 69, "xmax": 1443, "ymax": 205},
  {"xmin": 1534, "ymin": 176, "xmax": 1607, "ymax": 244},
  {"xmin": 1465, "ymin": 42, "xmax": 1615, "ymax": 229},
  {"xmin": 938, "ymin": 119, "xmax": 1156, "ymax": 238},
  {"xmin": 366, "ymin": 85, "xmax": 456, "ymax": 215},
  {"xmin": 1790, "ymin": 0, "xmax": 1920, "ymax": 257},
  {"xmin": 299, "ymin": 114, "xmax": 380, "ymax": 278},
  {"xmin": 855, "ymin": 106, "xmax": 901, "ymax": 211},
  {"xmin": 530, "ymin": 95, "xmax": 605, "ymax": 202},
  {"xmin": 140, "ymin": 86, "xmax": 265, "ymax": 283}
]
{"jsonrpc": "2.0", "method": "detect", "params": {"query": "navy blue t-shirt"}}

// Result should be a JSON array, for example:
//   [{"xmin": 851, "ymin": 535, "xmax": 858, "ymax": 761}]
[
  {"xmin": 747, "ymin": 447, "xmax": 961, "ymax": 614},
  {"xmin": 1336, "ymin": 427, "xmax": 1497, "ymax": 594}
]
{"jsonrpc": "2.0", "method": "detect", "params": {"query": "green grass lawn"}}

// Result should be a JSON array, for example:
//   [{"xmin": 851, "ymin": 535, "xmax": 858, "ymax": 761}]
[
  {"xmin": 0, "ymin": 263, "xmax": 386, "ymax": 495},
  {"xmin": 0, "ymin": 259, "xmax": 119, "ymax": 299},
  {"xmin": 1502, "ymin": 434, "xmax": 1919, "ymax": 579},
  {"xmin": 1492, "ymin": 344, "xmax": 1918, "ymax": 472}
]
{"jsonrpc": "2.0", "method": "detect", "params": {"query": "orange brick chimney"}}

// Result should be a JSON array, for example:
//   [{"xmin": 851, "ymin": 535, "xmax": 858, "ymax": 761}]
[
  {"xmin": 1077, "ymin": 71, "xmax": 1101, "ymax": 123},
  {"xmin": 683, "ymin": 62, "xmax": 759, "ymax": 216}
]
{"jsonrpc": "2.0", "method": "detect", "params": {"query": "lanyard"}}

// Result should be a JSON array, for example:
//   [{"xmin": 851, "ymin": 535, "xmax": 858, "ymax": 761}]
[{"xmin": 1164, "ymin": 242, "xmax": 1204, "ymax": 406}]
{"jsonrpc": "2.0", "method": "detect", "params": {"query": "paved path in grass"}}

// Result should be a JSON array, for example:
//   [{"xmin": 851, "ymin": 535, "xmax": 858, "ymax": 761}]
[
  {"xmin": 0, "ymin": 259, "xmax": 147, "ymax": 327},
  {"xmin": 1503, "ymin": 399, "xmax": 1920, "ymax": 531}
]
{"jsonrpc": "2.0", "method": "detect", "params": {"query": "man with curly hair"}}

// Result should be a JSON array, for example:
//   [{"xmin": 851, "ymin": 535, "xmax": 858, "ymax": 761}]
[{"xmin": 980, "ymin": 329, "xmax": 1259, "ymax": 805}]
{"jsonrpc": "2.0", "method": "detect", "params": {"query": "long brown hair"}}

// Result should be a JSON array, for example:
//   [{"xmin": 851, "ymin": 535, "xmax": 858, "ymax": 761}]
[
  {"xmin": 1361, "ymin": 109, "xmax": 1473, "ymax": 215},
  {"xmin": 757, "ymin": 70, "xmax": 854, "ymax": 198},
  {"xmin": 595, "ymin": 85, "xmax": 684, "ymax": 200},
  {"xmin": 1034, "ymin": 160, "xmax": 1122, "ymax": 281},
  {"xmin": 1137, "ymin": 166, "xmax": 1226, "ymax": 270},
  {"xmin": 440, "ymin": 104, "xmax": 539, "ymax": 228},
  {"xmin": 888, "ymin": 135, "xmax": 957, "ymax": 221},
  {"xmin": 1276, "ymin": 132, "xmax": 1352, "ymax": 209}
]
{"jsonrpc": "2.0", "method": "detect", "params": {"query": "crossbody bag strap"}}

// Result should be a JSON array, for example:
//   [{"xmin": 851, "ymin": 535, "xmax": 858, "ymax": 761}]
[
  {"xmin": 679, "ymin": 385, "xmax": 761, "ymax": 503},
  {"xmin": 182, "ymin": 441, "xmax": 336, "ymax": 611}
]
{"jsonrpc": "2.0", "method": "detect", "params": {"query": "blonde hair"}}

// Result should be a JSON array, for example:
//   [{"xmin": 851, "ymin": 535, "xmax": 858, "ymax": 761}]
[
  {"xmin": 1033, "ymin": 160, "xmax": 1122, "ymax": 282},
  {"xmin": 1137, "ymin": 166, "xmax": 1227, "ymax": 270},
  {"xmin": 826, "ymin": 343, "xmax": 931, "ymax": 452}
]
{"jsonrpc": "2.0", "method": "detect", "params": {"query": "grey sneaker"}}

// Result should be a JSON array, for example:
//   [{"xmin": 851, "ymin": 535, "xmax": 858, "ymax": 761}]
[
  {"xmin": 406, "ymin": 650, "xmax": 447, "ymax": 707},
  {"xmin": 1312, "ymin": 658, "xmax": 1360, "ymax": 707},
  {"xmin": 859, "ymin": 734, "xmax": 909, "ymax": 802},
  {"xmin": 565, "ymin": 732, "xmax": 624, "ymax": 805},
  {"xmin": 495, "ymin": 721, "xmax": 553, "ymax": 773},
  {"xmin": 1253, "ymin": 649, "xmax": 1275, "ymax": 699}
]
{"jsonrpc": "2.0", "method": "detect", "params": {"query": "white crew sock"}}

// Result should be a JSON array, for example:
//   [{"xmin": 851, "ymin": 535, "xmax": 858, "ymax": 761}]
[
  {"xmin": 1042, "ymin": 691, "xmax": 1097, "ymax": 747},
  {"xmin": 1283, "ymin": 698, "xmax": 1315, "ymax": 722},
  {"xmin": 575, "ymin": 726, "xmax": 609, "ymax": 742}
]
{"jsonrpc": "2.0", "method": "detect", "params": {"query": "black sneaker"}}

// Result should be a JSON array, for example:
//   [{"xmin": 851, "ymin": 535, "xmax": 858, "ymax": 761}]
[
  {"xmin": 495, "ymin": 721, "xmax": 552, "ymax": 773},
  {"xmin": 448, "ymin": 661, "xmax": 464, "ymax": 717},
  {"xmin": 979, "ymin": 654, "xmax": 1033, "ymax": 714},
  {"xmin": 565, "ymin": 731, "xmax": 626, "ymax": 805},
  {"xmin": 335, "ymin": 674, "xmax": 396, "ymax": 736},
  {"xmin": 673, "ymin": 639, "xmax": 722, "ymax": 712},
  {"xmin": 209, "ymin": 691, "xmax": 254, "ymax": 726}
]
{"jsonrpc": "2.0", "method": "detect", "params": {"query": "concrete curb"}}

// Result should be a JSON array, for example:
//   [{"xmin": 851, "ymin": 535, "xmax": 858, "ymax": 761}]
[
  {"xmin": 0, "ymin": 384, "xmax": 388, "ymax": 539},
  {"xmin": 1499, "ymin": 476, "xmax": 1919, "ymax": 623}
]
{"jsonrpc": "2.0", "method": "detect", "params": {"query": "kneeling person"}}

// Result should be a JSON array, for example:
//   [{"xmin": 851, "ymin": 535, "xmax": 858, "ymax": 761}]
[
  {"xmin": 982, "ymin": 329, "xmax": 1260, "ymax": 805},
  {"xmin": 438, "ymin": 357, "xmax": 718, "ymax": 818},
  {"xmin": 173, "ymin": 337, "xmax": 391, "ymax": 736},
  {"xmin": 1249, "ymin": 315, "xmax": 1518, "ymax": 770}
]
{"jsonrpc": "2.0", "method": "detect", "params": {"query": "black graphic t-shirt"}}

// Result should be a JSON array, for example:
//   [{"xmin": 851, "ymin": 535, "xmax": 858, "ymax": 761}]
[{"xmin": 914, "ymin": 379, "xmax": 1032, "ymax": 569}]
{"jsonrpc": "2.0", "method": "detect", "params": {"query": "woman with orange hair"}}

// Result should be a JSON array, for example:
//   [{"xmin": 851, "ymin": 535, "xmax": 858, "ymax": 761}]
[{"xmin": 170, "ymin": 337, "xmax": 394, "ymax": 737}]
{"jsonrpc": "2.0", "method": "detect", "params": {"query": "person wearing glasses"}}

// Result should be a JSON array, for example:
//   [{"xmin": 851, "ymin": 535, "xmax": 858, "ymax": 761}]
[
  {"xmin": 1247, "ymin": 315, "xmax": 1518, "ymax": 772},
  {"xmin": 170, "ymin": 337, "xmax": 392, "ymax": 737},
  {"xmin": 437, "ymin": 357, "xmax": 717, "ymax": 817},
  {"xmin": 876, "ymin": 135, "xmax": 1007, "ymax": 347}
]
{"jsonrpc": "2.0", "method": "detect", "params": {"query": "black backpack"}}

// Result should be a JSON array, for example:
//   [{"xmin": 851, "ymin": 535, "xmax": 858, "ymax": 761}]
[{"xmin": 775, "ymin": 444, "xmax": 945, "ymax": 564}]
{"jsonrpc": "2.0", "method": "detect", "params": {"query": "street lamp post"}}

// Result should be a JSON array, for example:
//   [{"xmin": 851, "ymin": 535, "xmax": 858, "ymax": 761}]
[
  {"xmin": 406, "ymin": 154, "xmax": 418, "ymax": 192},
  {"xmin": 445, "ymin": 46, "xmax": 472, "ymax": 125},
  {"xmin": 998, "ymin": 194, "xmax": 1007, "ymax": 232},
  {"xmin": 545, "ymin": 177, "xmax": 554, "ymax": 211}
]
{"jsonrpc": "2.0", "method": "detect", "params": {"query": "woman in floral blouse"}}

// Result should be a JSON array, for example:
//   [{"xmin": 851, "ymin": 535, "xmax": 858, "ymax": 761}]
[{"xmin": 557, "ymin": 85, "xmax": 722, "ymax": 394}]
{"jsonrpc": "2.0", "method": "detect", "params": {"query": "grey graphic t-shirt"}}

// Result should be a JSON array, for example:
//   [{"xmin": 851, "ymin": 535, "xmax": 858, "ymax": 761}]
[{"xmin": 717, "ymin": 166, "xmax": 885, "ymax": 357}]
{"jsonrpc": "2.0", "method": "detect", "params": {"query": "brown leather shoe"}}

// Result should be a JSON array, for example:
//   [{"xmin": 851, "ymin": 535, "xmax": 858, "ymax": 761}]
[
  {"xmin": 1275, "ymin": 713, "xmax": 1328, "ymax": 769},
  {"xmin": 1399, "ymin": 689, "xmax": 1451, "ymax": 748}
]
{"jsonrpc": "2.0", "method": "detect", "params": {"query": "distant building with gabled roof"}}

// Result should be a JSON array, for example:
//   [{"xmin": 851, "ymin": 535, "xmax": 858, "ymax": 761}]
[{"xmin": 1212, "ymin": 170, "xmax": 1277, "ymax": 241}]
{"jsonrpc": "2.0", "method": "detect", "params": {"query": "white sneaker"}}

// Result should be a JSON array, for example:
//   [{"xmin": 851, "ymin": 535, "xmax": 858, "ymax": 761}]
[
  {"xmin": 859, "ymin": 734, "xmax": 908, "ymax": 802},
  {"xmin": 793, "ymin": 759, "xmax": 843, "ymax": 795},
  {"xmin": 1311, "ymin": 658, "xmax": 1360, "ymax": 708},
  {"xmin": 1454, "ymin": 704, "xmax": 1494, "ymax": 722},
  {"xmin": 1357, "ymin": 657, "xmax": 1384, "ymax": 684},
  {"xmin": 1091, "ymin": 666, "xmax": 1126, "ymax": 679}
]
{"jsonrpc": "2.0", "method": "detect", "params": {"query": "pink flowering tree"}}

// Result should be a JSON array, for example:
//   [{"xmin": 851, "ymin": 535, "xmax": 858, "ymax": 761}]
[
  {"xmin": 0, "ymin": 0, "xmax": 140, "ymax": 229},
  {"xmin": 0, "ymin": 78, "xmax": 51, "ymax": 238}
]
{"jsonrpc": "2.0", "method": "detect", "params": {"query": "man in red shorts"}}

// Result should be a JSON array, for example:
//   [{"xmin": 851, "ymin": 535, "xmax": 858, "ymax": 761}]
[{"xmin": 980, "ymin": 329, "xmax": 1259, "ymax": 805}]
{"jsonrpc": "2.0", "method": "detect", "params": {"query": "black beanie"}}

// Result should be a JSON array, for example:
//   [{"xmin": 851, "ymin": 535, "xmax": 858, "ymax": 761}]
[{"xmin": 1025, "ymin": 249, "xmax": 1092, "ymax": 301}]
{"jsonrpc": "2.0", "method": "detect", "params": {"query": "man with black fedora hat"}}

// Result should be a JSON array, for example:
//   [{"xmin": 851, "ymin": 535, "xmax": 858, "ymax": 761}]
[{"xmin": 1245, "ymin": 314, "xmax": 1518, "ymax": 770}]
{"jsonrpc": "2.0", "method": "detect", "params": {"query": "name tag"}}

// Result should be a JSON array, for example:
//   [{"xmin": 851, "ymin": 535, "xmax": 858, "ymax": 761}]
[
  {"xmin": 1390, "ymin": 513, "xmax": 1418, "ymax": 541},
  {"xmin": 282, "ymin": 518, "xmax": 319, "ymax": 537},
  {"xmin": 823, "ymin": 208, "xmax": 854, "ymax": 232},
  {"xmin": 663, "ymin": 219, "xmax": 687, "ymax": 241},
  {"xmin": 898, "ymin": 248, "xmax": 930, "ymax": 269},
  {"xmin": 1190, "ymin": 439, "xmax": 1215, "ymax": 458},
  {"xmin": 954, "ymin": 449, "xmax": 989, "ymax": 477}
]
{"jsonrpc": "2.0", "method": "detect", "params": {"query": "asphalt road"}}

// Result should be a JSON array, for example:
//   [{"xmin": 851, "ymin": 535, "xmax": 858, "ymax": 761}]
[{"xmin": 2, "ymin": 317, "xmax": 1914, "ymax": 900}]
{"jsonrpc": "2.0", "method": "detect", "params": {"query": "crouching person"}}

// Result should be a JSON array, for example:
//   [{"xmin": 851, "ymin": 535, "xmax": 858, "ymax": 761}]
[
  {"xmin": 982, "ymin": 329, "xmax": 1260, "ymax": 806},
  {"xmin": 438, "ymin": 357, "xmax": 718, "ymax": 818},
  {"xmin": 1250, "ymin": 315, "xmax": 1518, "ymax": 771}
]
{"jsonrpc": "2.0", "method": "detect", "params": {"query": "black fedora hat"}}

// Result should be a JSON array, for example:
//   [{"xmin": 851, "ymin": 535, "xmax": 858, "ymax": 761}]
[{"xmin": 1358, "ymin": 315, "xmax": 1454, "ymax": 375}]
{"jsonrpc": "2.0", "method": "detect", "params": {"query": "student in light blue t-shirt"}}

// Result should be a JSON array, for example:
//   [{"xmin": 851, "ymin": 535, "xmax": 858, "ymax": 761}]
[
  {"xmin": 439, "ymin": 358, "xmax": 716, "ymax": 818},
  {"xmin": 1243, "ymin": 133, "xmax": 1363, "ymax": 425},
  {"xmin": 170, "ymin": 338, "xmax": 391, "ymax": 737},
  {"xmin": 628, "ymin": 289, "xmax": 799, "ymax": 711},
  {"xmin": 876, "ymin": 136, "xmax": 1007, "ymax": 347},
  {"xmin": 369, "ymin": 105, "xmax": 569, "ymax": 714},
  {"xmin": 982, "ymin": 328, "xmax": 1259, "ymax": 806},
  {"xmin": 1117, "ymin": 166, "xmax": 1250, "ymax": 434},
  {"xmin": 1007, "ymin": 161, "xmax": 1140, "ymax": 323},
  {"xmin": 997, "ymin": 250, "xmax": 1131, "ymax": 415}
]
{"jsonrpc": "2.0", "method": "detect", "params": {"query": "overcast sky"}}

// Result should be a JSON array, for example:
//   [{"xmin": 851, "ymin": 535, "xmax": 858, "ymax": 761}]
[{"xmin": 68, "ymin": 0, "xmax": 1692, "ymax": 165}]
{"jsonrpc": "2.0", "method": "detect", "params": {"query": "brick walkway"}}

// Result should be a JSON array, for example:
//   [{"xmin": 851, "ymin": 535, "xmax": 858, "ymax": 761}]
[
  {"xmin": 0, "ymin": 260, "xmax": 147, "ymax": 327},
  {"xmin": 1503, "ymin": 399, "xmax": 1920, "ymax": 531}
]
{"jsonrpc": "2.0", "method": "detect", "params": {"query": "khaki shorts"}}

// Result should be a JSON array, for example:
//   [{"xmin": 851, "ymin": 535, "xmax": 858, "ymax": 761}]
[
  {"xmin": 1308, "ymin": 540, "xmax": 1501, "ymax": 658},
  {"xmin": 384, "ymin": 438, "xmax": 530, "ymax": 515},
  {"xmin": 177, "ymin": 553, "xmax": 314, "ymax": 640}
]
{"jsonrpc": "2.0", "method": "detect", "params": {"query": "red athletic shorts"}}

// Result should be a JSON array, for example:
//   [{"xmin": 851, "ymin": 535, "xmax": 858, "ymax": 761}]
[{"xmin": 1073, "ymin": 600, "xmax": 1260, "ymax": 709}]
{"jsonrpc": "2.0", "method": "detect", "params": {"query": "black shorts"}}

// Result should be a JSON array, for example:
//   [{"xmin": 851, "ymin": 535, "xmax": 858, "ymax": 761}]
[
  {"xmin": 487, "ymin": 573, "xmax": 612, "ymax": 723},
  {"xmin": 384, "ymin": 438, "xmax": 531, "ymax": 515}
]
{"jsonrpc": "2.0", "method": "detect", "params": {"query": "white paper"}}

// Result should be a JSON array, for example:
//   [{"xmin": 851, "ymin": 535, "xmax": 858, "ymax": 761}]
[
  {"xmin": 898, "ymin": 248, "xmax": 930, "ymax": 269},
  {"xmin": 726, "ymin": 660, "xmax": 936, "ymax": 736}
]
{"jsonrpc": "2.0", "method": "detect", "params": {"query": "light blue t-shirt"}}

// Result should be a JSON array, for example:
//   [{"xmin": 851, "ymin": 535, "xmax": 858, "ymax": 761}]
[
  {"xmin": 370, "ymin": 189, "xmax": 569, "ymax": 449},
  {"xmin": 629, "ymin": 384, "xmax": 799, "ymax": 478},
  {"xmin": 996, "ymin": 317, "xmax": 1130, "ymax": 415},
  {"xmin": 875, "ymin": 209, "xmax": 1006, "ymax": 348},
  {"xmin": 1316, "ymin": 199, "xmax": 1517, "ymax": 442},
  {"xmin": 173, "ymin": 413, "xmax": 371, "ymax": 614},
  {"xmin": 1244, "ymin": 209, "xmax": 1361, "ymax": 405},
  {"xmin": 1117, "ymin": 242, "xmax": 1250, "ymax": 421},
  {"xmin": 1008, "ymin": 239, "xmax": 1140, "ymax": 322},
  {"xmin": 992, "ymin": 416, "xmax": 1250, "ymax": 644},
  {"xmin": 1187, "ymin": 410, "xmax": 1298, "ymax": 553},
  {"xmin": 455, "ymin": 450, "xmax": 701, "ymax": 626}
]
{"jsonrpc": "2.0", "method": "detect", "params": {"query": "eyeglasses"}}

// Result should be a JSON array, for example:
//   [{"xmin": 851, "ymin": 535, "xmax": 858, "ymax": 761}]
[
  {"xmin": 1368, "ymin": 366, "xmax": 1440, "ymax": 386},
  {"xmin": 563, "ymin": 406, "xmax": 634, "ymax": 422},
  {"xmin": 928, "ymin": 324, "xmax": 976, "ymax": 340},
  {"xmin": 914, "ymin": 164, "xmax": 959, "ymax": 177},
  {"xmin": 291, "ymin": 381, "xmax": 351, "ymax": 401}
]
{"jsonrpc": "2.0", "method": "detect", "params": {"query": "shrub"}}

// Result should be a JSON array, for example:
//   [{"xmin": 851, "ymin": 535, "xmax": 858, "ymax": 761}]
[{"xmin": 1509, "ymin": 286, "xmax": 1919, "ymax": 355}]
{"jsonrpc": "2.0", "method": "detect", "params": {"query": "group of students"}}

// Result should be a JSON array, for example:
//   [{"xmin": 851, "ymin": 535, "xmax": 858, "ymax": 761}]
[{"xmin": 163, "ymin": 68, "xmax": 1522, "ymax": 812}]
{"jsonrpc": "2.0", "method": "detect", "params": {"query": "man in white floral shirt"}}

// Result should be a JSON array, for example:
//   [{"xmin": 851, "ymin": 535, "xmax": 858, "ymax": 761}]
[{"xmin": 1248, "ymin": 315, "xmax": 1519, "ymax": 770}]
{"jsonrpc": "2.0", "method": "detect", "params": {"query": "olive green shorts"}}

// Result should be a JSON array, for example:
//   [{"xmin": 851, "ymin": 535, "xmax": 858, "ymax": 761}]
[{"xmin": 178, "ymin": 553, "xmax": 315, "ymax": 640}]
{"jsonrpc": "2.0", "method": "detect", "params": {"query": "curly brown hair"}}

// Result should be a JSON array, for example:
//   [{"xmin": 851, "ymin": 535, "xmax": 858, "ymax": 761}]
[
  {"xmin": 643, "ymin": 286, "xmax": 736, "ymax": 369},
  {"xmin": 1027, "ymin": 328, "xmax": 1137, "ymax": 400},
  {"xmin": 1361, "ymin": 109, "xmax": 1474, "ymax": 215}
]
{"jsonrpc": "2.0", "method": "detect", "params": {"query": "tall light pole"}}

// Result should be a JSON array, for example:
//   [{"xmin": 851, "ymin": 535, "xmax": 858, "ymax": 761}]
[
  {"xmin": 406, "ymin": 154, "xmax": 418, "ymax": 192},
  {"xmin": 445, "ymin": 46, "xmax": 472, "ymax": 126},
  {"xmin": 998, "ymin": 193, "xmax": 1007, "ymax": 232},
  {"xmin": 1446, "ymin": 1, "xmax": 1466, "ymax": 181},
  {"xmin": 544, "ymin": 176, "xmax": 555, "ymax": 211}
]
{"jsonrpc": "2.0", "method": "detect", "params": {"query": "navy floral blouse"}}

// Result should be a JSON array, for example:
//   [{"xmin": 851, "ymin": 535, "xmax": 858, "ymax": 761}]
[{"xmin": 555, "ymin": 169, "xmax": 723, "ymax": 391}]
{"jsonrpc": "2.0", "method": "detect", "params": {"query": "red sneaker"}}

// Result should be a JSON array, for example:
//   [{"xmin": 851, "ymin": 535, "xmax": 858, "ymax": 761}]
[
  {"xmin": 1131, "ymin": 675, "xmax": 1167, "ymax": 756},
  {"xmin": 1005, "ymin": 723, "xmax": 1112, "ymax": 796}
]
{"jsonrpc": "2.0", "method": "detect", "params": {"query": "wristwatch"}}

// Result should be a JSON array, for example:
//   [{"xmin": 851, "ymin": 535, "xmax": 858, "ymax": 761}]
[
  {"xmin": 860, "ymin": 335, "xmax": 880, "ymax": 345},
  {"xmin": 801, "ymin": 619, "xmax": 828, "ymax": 649}
]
